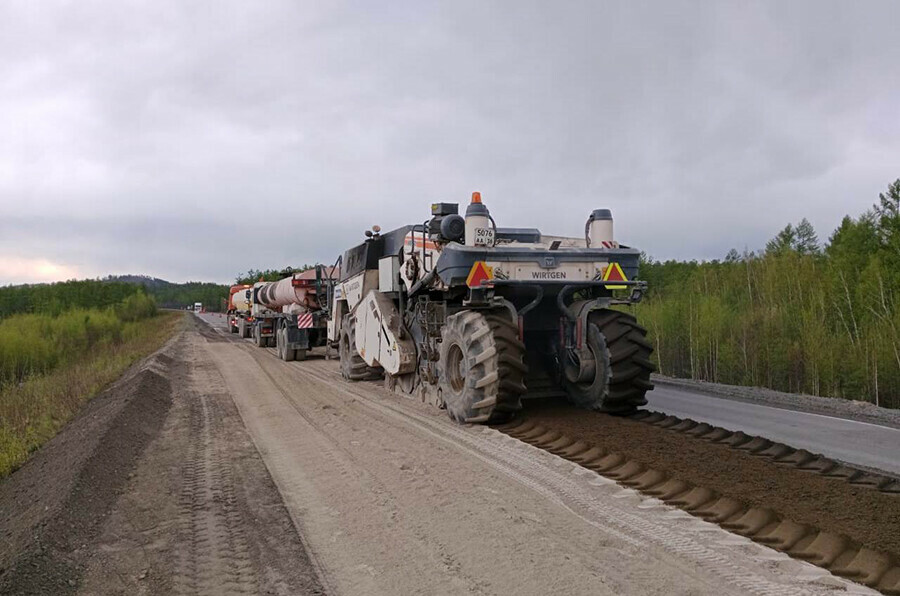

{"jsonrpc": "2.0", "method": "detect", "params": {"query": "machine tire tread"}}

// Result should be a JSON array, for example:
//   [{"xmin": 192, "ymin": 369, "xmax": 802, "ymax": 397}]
[
  {"xmin": 593, "ymin": 309, "xmax": 655, "ymax": 412},
  {"xmin": 340, "ymin": 315, "xmax": 383, "ymax": 381},
  {"xmin": 440, "ymin": 310, "xmax": 527, "ymax": 424}
]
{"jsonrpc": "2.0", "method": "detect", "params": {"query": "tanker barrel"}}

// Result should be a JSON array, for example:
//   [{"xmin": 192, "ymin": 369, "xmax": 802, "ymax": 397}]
[
  {"xmin": 228, "ymin": 285, "xmax": 252, "ymax": 312},
  {"xmin": 255, "ymin": 275, "xmax": 317, "ymax": 311}
]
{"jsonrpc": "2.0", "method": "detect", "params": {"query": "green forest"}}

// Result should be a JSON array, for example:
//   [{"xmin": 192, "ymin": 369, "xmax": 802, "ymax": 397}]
[
  {"xmin": 0, "ymin": 283, "xmax": 178, "ymax": 478},
  {"xmin": 0, "ymin": 279, "xmax": 144, "ymax": 318},
  {"xmin": 0, "ymin": 292, "xmax": 158, "ymax": 387},
  {"xmin": 636, "ymin": 178, "xmax": 900, "ymax": 409},
  {"xmin": 0, "ymin": 277, "xmax": 232, "ymax": 315},
  {"xmin": 147, "ymin": 281, "xmax": 231, "ymax": 311}
]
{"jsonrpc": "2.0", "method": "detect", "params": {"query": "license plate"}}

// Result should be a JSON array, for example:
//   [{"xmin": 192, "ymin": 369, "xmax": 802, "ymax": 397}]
[{"xmin": 474, "ymin": 227, "xmax": 494, "ymax": 246}]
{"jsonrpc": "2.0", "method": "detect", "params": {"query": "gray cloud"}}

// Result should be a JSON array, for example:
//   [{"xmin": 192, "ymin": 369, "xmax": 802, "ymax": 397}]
[{"xmin": 1, "ymin": 0, "xmax": 899, "ymax": 284}]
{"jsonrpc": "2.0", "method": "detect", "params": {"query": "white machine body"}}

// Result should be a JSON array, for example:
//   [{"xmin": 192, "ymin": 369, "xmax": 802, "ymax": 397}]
[{"xmin": 354, "ymin": 291, "xmax": 416, "ymax": 375}]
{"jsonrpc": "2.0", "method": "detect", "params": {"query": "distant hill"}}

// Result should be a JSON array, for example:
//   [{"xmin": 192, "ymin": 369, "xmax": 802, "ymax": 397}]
[
  {"xmin": 105, "ymin": 275, "xmax": 230, "ymax": 311},
  {"xmin": 104, "ymin": 275, "xmax": 173, "ymax": 290}
]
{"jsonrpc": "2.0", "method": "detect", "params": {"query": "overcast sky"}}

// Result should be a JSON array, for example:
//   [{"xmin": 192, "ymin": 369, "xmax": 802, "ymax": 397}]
[{"xmin": 2, "ymin": 1, "xmax": 899, "ymax": 285}]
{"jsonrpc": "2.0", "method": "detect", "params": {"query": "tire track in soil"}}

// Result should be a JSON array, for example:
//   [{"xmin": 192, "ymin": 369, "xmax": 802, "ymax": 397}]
[
  {"xmin": 174, "ymin": 387, "xmax": 257, "ymax": 596},
  {"xmin": 238, "ymin": 347, "xmax": 493, "ymax": 596},
  {"xmin": 495, "ymin": 403, "xmax": 900, "ymax": 594},
  {"xmin": 74, "ymin": 320, "xmax": 327, "ymax": 596},
  {"xmin": 168, "ymin": 323, "xmax": 327, "ymax": 596}
]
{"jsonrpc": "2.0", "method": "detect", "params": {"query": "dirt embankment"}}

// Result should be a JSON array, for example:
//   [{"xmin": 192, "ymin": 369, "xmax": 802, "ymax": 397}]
[
  {"xmin": 516, "ymin": 400, "xmax": 900, "ymax": 560},
  {"xmin": 0, "ymin": 318, "xmax": 325, "ymax": 595}
]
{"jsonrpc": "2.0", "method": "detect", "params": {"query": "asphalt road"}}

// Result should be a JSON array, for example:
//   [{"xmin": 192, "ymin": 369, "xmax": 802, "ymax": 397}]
[
  {"xmin": 198, "ymin": 312, "xmax": 900, "ymax": 477},
  {"xmin": 647, "ymin": 384, "xmax": 900, "ymax": 476}
]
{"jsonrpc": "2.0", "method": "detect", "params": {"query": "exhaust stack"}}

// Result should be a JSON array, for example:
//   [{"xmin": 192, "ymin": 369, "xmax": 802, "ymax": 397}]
[
  {"xmin": 586, "ymin": 209, "xmax": 614, "ymax": 248},
  {"xmin": 464, "ymin": 191, "xmax": 494, "ymax": 247}
]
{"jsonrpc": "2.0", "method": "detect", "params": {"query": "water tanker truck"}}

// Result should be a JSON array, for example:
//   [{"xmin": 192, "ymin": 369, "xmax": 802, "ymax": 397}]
[
  {"xmin": 328, "ymin": 193, "xmax": 654, "ymax": 423},
  {"xmin": 246, "ymin": 266, "xmax": 336, "ymax": 361}
]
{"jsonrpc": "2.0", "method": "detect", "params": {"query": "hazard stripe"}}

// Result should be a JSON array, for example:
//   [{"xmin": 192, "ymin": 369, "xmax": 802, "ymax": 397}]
[{"xmin": 297, "ymin": 313, "xmax": 314, "ymax": 328}]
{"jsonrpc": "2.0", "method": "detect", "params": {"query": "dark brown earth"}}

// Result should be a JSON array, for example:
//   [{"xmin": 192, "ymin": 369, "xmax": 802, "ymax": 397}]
[
  {"xmin": 516, "ymin": 399, "xmax": 900, "ymax": 560},
  {"xmin": 0, "ymin": 317, "xmax": 326, "ymax": 595}
]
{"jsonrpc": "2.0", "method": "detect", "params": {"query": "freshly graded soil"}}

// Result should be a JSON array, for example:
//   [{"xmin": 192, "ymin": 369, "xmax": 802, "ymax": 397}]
[{"xmin": 517, "ymin": 400, "xmax": 900, "ymax": 560}]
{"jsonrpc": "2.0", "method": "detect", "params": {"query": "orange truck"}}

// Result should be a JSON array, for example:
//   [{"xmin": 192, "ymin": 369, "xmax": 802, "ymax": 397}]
[{"xmin": 226, "ymin": 284, "xmax": 253, "ymax": 335}]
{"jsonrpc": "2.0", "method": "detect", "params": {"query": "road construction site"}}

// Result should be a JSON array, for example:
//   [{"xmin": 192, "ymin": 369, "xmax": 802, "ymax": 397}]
[
  {"xmin": 199, "ymin": 311, "xmax": 898, "ymax": 595},
  {"xmin": 207, "ymin": 310, "xmax": 900, "ymax": 594},
  {"xmin": 1, "ymin": 312, "xmax": 898, "ymax": 595},
  {"xmin": 2, "ymin": 194, "xmax": 899, "ymax": 596}
]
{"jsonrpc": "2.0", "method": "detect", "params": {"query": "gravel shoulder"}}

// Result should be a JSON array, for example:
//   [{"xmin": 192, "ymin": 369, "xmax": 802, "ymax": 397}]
[{"xmin": 653, "ymin": 374, "xmax": 900, "ymax": 429}]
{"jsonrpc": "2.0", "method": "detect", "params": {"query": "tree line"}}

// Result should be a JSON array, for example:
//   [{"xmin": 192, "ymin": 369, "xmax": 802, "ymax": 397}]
[
  {"xmin": 636, "ymin": 179, "xmax": 900, "ymax": 409},
  {"xmin": 234, "ymin": 265, "xmax": 315, "ymax": 286},
  {"xmin": 0, "ymin": 278, "xmax": 234, "ymax": 316},
  {"xmin": 0, "ymin": 280, "xmax": 143, "ymax": 318},
  {"xmin": 148, "ymin": 281, "xmax": 231, "ymax": 311}
]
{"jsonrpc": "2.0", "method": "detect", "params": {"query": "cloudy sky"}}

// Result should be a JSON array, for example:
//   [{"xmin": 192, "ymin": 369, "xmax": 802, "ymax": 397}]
[{"xmin": 2, "ymin": 1, "xmax": 899, "ymax": 285}]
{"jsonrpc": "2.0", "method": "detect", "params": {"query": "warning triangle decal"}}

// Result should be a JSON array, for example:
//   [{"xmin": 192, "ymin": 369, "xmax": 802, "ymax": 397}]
[
  {"xmin": 466, "ymin": 262, "xmax": 494, "ymax": 288},
  {"xmin": 602, "ymin": 262, "xmax": 627, "ymax": 289}
]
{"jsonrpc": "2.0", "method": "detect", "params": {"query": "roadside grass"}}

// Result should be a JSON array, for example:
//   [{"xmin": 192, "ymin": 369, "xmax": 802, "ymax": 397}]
[{"xmin": 0, "ymin": 310, "xmax": 183, "ymax": 479}]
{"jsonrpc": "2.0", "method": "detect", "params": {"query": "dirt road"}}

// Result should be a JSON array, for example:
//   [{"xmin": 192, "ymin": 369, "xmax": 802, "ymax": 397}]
[
  {"xmin": 198, "ymin": 313, "xmax": 877, "ymax": 595},
  {"xmin": 0, "ymin": 314, "xmax": 882, "ymax": 595}
]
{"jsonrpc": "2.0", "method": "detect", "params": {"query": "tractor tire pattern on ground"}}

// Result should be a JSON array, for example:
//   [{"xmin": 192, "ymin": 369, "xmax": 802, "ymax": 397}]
[
  {"xmin": 175, "ymin": 388, "xmax": 258, "ymax": 596},
  {"xmin": 497, "ymin": 415, "xmax": 900, "ymax": 595}
]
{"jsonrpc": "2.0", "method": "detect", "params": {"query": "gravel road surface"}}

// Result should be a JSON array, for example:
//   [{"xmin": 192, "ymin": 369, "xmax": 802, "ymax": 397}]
[
  {"xmin": 197, "ymin": 313, "xmax": 878, "ymax": 595},
  {"xmin": 4, "ymin": 310, "xmax": 879, "ymax": 595},
  {"xmin": 648, "ymin": 384, "xmax": 900, "ymax": 476}
]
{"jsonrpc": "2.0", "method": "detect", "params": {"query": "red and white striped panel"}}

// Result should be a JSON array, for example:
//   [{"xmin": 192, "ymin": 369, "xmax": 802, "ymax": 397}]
[{"xmin": 297, "ymin": 313, "xmax": 314, "ymax": 328}]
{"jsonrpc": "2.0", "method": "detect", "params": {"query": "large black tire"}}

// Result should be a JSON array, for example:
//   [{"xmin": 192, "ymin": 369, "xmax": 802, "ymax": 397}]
[
  {"xmin": 278, "ymin": 327, "xmax": 296, "ymax": 361},
  {"xmin": 563, "ymin": 308, "xmax": 654, "ymax": 414},
  {"xmin": 254, "ymin": 325, "xmax": 266, "ymax": 348},
  {"xmin": 439, "ymin": 310, "xmax": 527, "ymax": 424},
  {"xmin": 339, "ymin": 315, "xmax": 382, "ymax": 381}
]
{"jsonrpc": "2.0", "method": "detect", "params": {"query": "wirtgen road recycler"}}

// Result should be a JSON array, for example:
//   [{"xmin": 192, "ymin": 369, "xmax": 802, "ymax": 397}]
[{"xmin": 327, "ymin": 193, "xmax": 654, "ymax": 423}]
